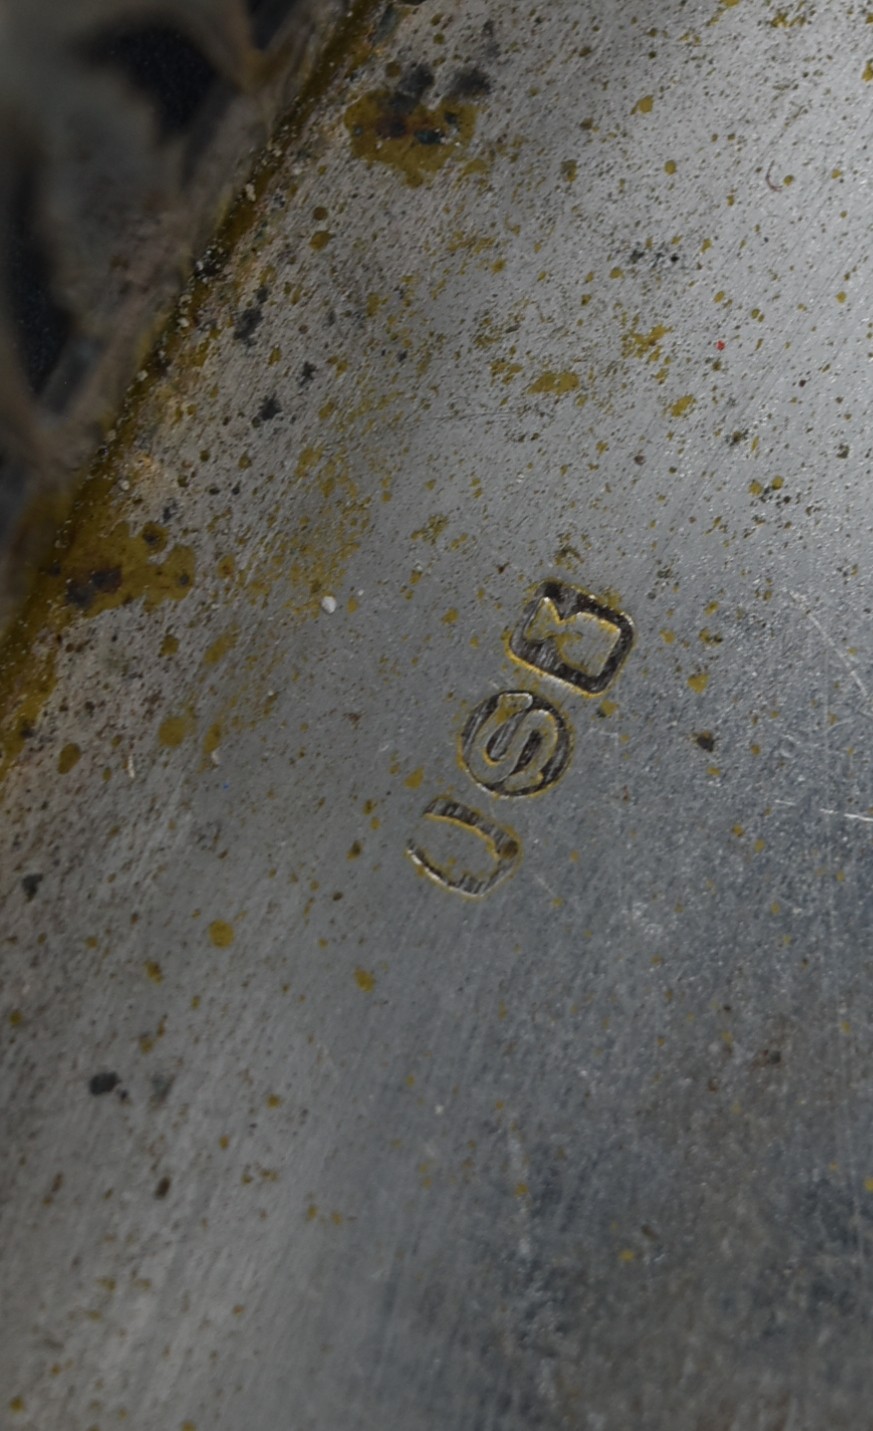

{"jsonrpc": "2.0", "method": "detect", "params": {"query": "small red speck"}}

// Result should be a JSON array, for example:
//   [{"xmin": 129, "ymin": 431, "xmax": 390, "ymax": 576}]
[{"xmin": 715, "ymin": 340, "xmax": 725, "ymax": 351}]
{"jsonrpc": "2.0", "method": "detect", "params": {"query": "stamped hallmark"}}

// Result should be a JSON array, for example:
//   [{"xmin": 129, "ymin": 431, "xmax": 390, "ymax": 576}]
[
  {"xmin": 407, "ymin": 578, "xmax": 634, "ymax": 897},
  {"xmin": 461, "ymin": 690, "xmax": 571, "ymax": 797},
  {"xmin": 509, "ymin": 580, "xmax": 634, "ymax": 695},
  {"xmin": 407, "ymin": 797, "xmax": 521, "ymax": 897}
]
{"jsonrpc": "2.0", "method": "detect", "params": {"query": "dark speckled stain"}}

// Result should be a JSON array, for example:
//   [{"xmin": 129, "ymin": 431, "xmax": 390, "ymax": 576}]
[
  {"xmin": 233, "ymin": 305, "xmax": 263, "ymax": 344},
  {"xmin": 751, "ymin": 1047, "xmax": 783, "ymax": 1069},
  {"xmin": 65, "ymin": 566, "xmax": 123, "ymax": 610},
  {"xmin": 448, "ymin": 64, "xmax": 491, "ymax": 99},
  {"xmin": 234, "ymin": 286, "xmax": 269, "ymax": 345},
  {"xmin": 21, "ymin": 872, "xmax": 42, "ymax": 901},
  {"xmin": 88, "ymin": 1071, "xmax": 120, "ymax": 1096},
  {"xmin": 695, "ymin": 731, "xmax": 716, "ymax": 753},
  {"xmin": 388, "ymin": 61, "xmax": 434, "ymax": 117},
  {"xmin": 298, "ymin": 361, "xmax": 317, "ymax": 388},
  {"xmin": 254, "ymin": 394, "xmax": 281, "ymax": 425},
  {"xmin": 154, "ymin": 1176, "xmax": 171, "ymax": 1199},
  {"xmin": 344, "ymin": 55, "xmax": 481, "ymax": 188}
]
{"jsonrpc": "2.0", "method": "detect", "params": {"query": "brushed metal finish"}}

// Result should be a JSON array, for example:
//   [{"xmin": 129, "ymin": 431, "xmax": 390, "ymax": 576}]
[{"xmin": 3, "ymin": 1, "xmax": 873, "ymax": 1426}]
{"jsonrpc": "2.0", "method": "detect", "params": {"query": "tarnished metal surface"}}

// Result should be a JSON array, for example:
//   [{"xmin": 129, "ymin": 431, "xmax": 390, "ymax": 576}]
[
  {"xmin": 0, "ymin": 0, "xmax": 357, "ymax": 635},
  {"xmin": 5, "ymin": 0, "xmax": 873, "ymax": 1425}
]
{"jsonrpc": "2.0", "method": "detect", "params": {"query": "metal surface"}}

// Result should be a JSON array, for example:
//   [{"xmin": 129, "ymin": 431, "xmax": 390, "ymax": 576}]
[
  {"xmin": 4, "ymin": 0, "xmax": 873, "ymax": 1425},
  {"xmin": 0, "ymin": 0, "xmax": 355, "ymax": 635}
]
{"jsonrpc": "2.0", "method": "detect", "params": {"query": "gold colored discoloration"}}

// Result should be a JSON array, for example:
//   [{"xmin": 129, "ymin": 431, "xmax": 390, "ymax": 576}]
[
  {"xmin": 209, "ymin": 920, "xmax": 235, "ymax": 948},
  {"xmin": 203, "ymin": 629, "xmax": 239, "ymax": 667},
  {"xmin": 527, "ymin": 370, "xmax": 580, "ymax": 395},
  {"xmin": 158, "ymin": 710, "xmax": 197, "ymax": 749},
  {"xmin": 344, "ymin": 91, "xmax": 479, "ymax": 188},
  {"xmin": 622, "ymin": 321, "xmax": 672, "ymax": 363},
  {"xmin": 57, "ymin": 742, "xmax": 82, "ymax": 774},
  {"xmin": 0, "ymin": 496, "xmax": 196, "ymax": 783}
]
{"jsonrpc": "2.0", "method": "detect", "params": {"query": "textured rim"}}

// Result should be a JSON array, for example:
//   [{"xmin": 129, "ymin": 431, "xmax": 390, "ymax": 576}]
[{"xmin": 0, "ymin": 0, "xmax": 355, "ymax": 635}]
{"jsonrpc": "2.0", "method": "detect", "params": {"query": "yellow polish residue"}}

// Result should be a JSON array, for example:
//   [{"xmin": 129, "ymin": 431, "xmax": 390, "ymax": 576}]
[
  {"xmin": 633, "ymin": 95, "xmax": 654, "ymax": 114},
  {"xmin": 310, "ymin": 230, "xmax": 333, "ymax": 250},
  {"xmin": 865, "ymin": 1177, "xmax": 873, "ymax": 1193},
  {"xmin": 160, "ymin": 632, "xmax": 179, "ymax": 657},
  {"xmin": 59, "ymin": 520, "xmax": 193, "ymax": 620},
  {"xmin": 664, "ymin": 159, "xmax": 677, "ymax": 175},
  {"xmin": 145, "ymin": 961, "xmax": 163, "ymax": 984},
  {"xmin": 688, "ymin": 672, "xmax": 710, "ymax": 693},
  {"xmin": 405, "ymin": 767, "xmax": 424, "ymax": 790},
  {"xmin": 58, "ymin": 742, "xmax": 82, "ymax": 774},
  {"xmin": 0, "ymin": 498, "xmax": 195, "ymax": 784},
  {"xmin": 442, "ymin": 608, "xmax": 459, "ymax": 625},
  {"xmin": 660, "ymin": 629, "xmax": 676, "ymax": 644},
  {"xmin": 354, "ymin": 967, "xmax": 376, "ymax": 992},
  {"xmin": 527, "ymin": 370, "xmax": 580, "ymax": 395},
  {"xmin": 446, "ymin": 231, "xmax": 497, "ymax": 256},
  {"xmin": 622, "ymin": 321, "xmax": 672, "ymax": 363},
  {"xmin": 158, "ymin": 709, "xmax": 197, "ymax": 748},
  {"xmin": 203, "ymin": 628, "xmax": 239, "ymax": 666},
  {"xmin": 490, "ymin": 358, "xmax": 524, "ymax": 384},
  {"xmin": 209, "ymin": 920, "xmax": 235, "ymax": 948},
  {"xmin": 411, "ymin": 513, "xmax": 449, "ymax": 544},
  {"xmin": 670, "ymin": 394, "xmax": 697, "ymax": 417},
  {"xmin": 864, "ymin": 61, "xmax": 873, "ymax": 82},
  {"xmin": 344, "ymin": 90, "xmax": 479, "ymax": 188}
]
